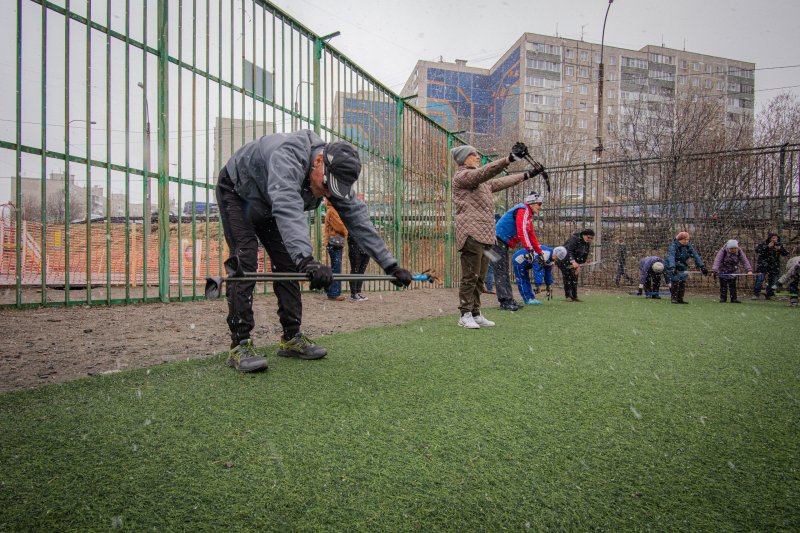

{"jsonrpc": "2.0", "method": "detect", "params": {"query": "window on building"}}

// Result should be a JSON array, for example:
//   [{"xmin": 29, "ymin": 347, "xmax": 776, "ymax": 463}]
[
  {"xmin": 621, "ymin": 56, "xmax": 648, "ymax": 69},
  {"xmin": 594, "ymin": 53, "xmax": 601, "ymax": 63},
  {"xmin": 527, "ymin": 58, "xmax": 561, "ymax": 72},
  {"xmin": 528, "ymin": 42, "xmax": 562, "ymax": 55},
  {"xmin": 565, "ymin": 98, "xmax": 573, "ymax": 109},
  {"xmin": 680, "ymin": 59, "xmax": 688, "ymax": 69},
  {"xmin": 579, "ymin": 50, "xmax": 589, "ymax": 61},
  {"xmin": 692, "ymin": 62, "xmax": 700, "ymax": 71},
  {"xmin": 565, "ymin": 65, "xmax": 574, "ymax": 76},
  {"xmin": 608, "ymin": 72, "xmax": 617, "ymax": 81},
  {"xmin": 565, "ymin": 48, "xmax": 574, "ymax": 59},
  {"xmin": 609, "ymin": 56, "xmax": 616, "ymax": 66},
  {"xmin": 563, "ymin": 115, "xmax": 574, "ymax": 127},
  {"xmin": 649, "ymin": 53, "xmax": 674, "ymax": 65},
  {"xmin": 692, "ymin": 78, "xmax": 700, "ymax": 87},
  {"xmin": 526, "ymin": 93, "xmax": 560, "ymax": 106},
  {"xmin": 705, "ymin": 63, "xmax": 713, "ymax": 74},
  {"xmin": 580, "ymin": 85, "xmax": 589, "ymax": 95},
  {"xmin": 649, "ymin": 70, "xmax": 674, "ymax": 82},
  {"xmin": 578, "ymin": 66, "xmax": 589, "ymax": 78},
  {"xmin": 607, "ymin": 105, "xmax": 614, "ymax": 115},
  {"xmin": 728, "ymin": 65, "xmax": 754, "ymax": 78},
  {"xmin": 565, "ymin": 83, "xmax": 574, "ymax": 93},
  {"xmin": 578, "ymin": 118, "xmax": 588, "ymax": 129},
  {"xmin": 678, "ymin": 75, "xmax": 687, "ymax": 85},
  {"xmin": 717, "ymin": 81, "xmax": 724, "ymax": 91},
  {"xmin": 608, "ymin": 89, "xmax": 616, "ymax": 99},
  {"xmin": 704, "ymin": 79, "xmax": 712, "ymax": 89},
  {"xmin": 525, "ymin": 76, "xmax": 560, "ymax": 89},
  {"xmin": 579, "ymin": 101, "xmax": 587, "ymax": 111}
]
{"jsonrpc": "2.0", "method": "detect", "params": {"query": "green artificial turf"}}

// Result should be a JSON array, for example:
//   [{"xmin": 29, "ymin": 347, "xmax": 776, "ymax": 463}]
[{"xmin": 1, "ymin": 294, "xmax": 799, "ymax": 531}]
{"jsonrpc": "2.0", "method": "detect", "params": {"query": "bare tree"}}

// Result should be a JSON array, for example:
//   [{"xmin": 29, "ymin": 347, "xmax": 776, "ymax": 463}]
[{"xmin": 756, "ymin": 91, "xmax": 800, "ymax": 146}]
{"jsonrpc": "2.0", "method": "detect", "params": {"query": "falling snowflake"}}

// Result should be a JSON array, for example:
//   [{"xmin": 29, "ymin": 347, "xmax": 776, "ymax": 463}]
[{"xmin": 630, "ymin": 406, "xmax": 642, "ymax": 419}]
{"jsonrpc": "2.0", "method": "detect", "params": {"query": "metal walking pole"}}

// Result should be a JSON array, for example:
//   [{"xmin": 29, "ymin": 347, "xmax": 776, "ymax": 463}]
[{"xmin": 205, "ymin": 273, "xmax": 398, "ymax": 299}]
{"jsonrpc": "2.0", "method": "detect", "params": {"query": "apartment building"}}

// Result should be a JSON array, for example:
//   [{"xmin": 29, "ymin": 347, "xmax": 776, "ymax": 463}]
[{"xmin": 400, "ymin": 33, "xmax": 755, "ymax": 162}]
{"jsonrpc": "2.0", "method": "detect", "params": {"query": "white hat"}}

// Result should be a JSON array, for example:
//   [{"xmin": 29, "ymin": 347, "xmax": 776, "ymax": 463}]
[
  {"xmin": 553, "ymin": 246, "xmax": 568, "ymax": 260},
  {"xmin": 652, "ymin": 261, "xmax": 664, "ymax": 273},
  {"xmin": 541, "ymin": 250, "xmax": 551, "ymax": 262},
  {"xmin": 726, "ymin": 239, "xmax": 739, "ymax": 249},
  {"xmin": 524, "ymin": 191, "xmax": 543, "ymax": 205}
]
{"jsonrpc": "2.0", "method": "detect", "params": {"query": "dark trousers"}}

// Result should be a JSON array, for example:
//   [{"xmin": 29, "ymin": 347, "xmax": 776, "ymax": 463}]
[
  {"xmin": 458, "ymin": 236, "xmax": 490, "ymax": 315},
  {"xmin": 753, "ymin": 272, "xmax": 778, "ymax": 298},
  {"xmin": 719, "ymin": 277, "xmax": 738, "ymax": 302},
  {"xmin": 492, "ymin": 239, "xmax": 516, "ymax": 305},
  {"xmin": 644, "ymin": 272, "xmax": 661, "ymax": 296},
  {"xmin": 326, "ymin": 244, "xmax": 344, "ymax": 298},
  {"xmin": 557, "ymin": 261, "xmax": 578, "ymax": 299},
  {"xmin": 217, "ymin": 171, "xmax": 302, "ymax": 346},
  {"xmin": 347, "ymin": 235, "xmax": 371, "ymax": 295}
]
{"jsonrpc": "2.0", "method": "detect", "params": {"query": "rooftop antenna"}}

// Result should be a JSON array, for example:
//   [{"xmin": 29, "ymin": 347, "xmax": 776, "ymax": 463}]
[
  {"xmin": 580, "ymin": 24, "xmax": 586, "ymax": 41},
  {"xmin": 683, "ymin": 38, "xmax": 686, "ymax": 51},
  {"xmin": 661, "ymin": 34, "xmax": 664, "ymax": 47},
  {"xmin": 555, "ymin": 22, "xmax": 559, "ymax": 37}
]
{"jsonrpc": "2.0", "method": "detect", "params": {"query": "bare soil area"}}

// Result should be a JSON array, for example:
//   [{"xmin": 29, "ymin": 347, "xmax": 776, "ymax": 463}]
[{"xmin": 1, "ymin": 287, "xmax": 459, "ymax": 393}]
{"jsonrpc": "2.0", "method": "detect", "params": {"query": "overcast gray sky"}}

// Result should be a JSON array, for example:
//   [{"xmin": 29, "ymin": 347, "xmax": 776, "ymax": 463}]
[{"xmin": 271, "ymin": 0, "xmax": 800, "ymax": 111}]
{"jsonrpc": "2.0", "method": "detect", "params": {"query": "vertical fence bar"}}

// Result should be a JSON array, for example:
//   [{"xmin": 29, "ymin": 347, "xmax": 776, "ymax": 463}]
[
  {"xmin": 157, "ymin": 0, "xmax": 170, "ymax": 303},
  {"xmin": 105, "ymin": 0, "xmax": 112, "ymax": 304},
  {"xmin": 141, "ymin": 0, "xmax": 149, "ymax": 300},
  {"xmin": 778, "ymin": 143, "xmax": 787, "ymax": 240},
  {"xmin": 40, "ymin": 0, "xmax": 48, "ymax": 305},
  {"xmin": 64, "ymin": 0, "xmax": 71, "ymax": 305},
  {"xmin": 191, "ymin": 0, "xmax": 197, "ymax": 299},
  {"xmin": 15, "ymin": 0, "xmax": 22, "ymax": 306},
  {"xmin": 85, "ymin": 0, "xmax": 92, "ymax": 303},
  {"xmin": 124, "ymin": 0, "xmax": 131, "ymax": 302}
]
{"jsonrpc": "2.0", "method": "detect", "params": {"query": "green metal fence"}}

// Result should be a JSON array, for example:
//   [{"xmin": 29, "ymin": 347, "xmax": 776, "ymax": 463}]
[
  {"xmin": 2, "ymin": 2, "xmax": 798, "ymax": 308},
  {"xmin": 0, "ymin": 0, "xmax": 460, "ymax": 308}
]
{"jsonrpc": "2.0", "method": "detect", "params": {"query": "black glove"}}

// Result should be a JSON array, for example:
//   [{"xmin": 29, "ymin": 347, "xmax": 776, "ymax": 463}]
[
  {"xmin": 523, "ymin": 167, "xmax": 543, "ymax": 180},
  {"xmin": 509, "ymin": 141, "xmax": 529, "ymax": 162},
  {"xmin": 298, "ymin": 256, "xmax": 333, "ymax": 290},
  {"xmin": 669, "ymin": 268, "xmax": 677, "ymax": 276},
  {"xmin": 385, "ymin": 264, "xmax": 412, "ymax": 288},
  {"xmin": 701, "ymin": 267, "xmax": 709, "ymax": 276}
]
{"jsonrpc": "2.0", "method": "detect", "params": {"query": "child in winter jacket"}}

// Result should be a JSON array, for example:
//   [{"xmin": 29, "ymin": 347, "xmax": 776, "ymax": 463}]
[{"xmin": 711, "ymin": 239, "xmax": 753, "ymax": 303}]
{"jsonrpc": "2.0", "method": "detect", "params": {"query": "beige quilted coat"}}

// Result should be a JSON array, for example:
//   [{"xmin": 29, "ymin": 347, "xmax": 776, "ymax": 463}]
[{"xmin": 452, "ymin": 157, "xmax": 527, "ymax": 250}]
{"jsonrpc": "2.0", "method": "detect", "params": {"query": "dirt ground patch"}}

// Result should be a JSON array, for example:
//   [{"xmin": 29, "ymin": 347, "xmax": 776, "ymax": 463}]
[{"xmin": 0, "ymin": 287, "xmax": 461, "ymax": 393}]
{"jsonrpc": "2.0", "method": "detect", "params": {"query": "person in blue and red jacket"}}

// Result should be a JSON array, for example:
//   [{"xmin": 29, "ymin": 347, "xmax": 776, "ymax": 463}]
[{"xmin": 493, "ymin": 191, "xmax": 545, "ymax": 310}]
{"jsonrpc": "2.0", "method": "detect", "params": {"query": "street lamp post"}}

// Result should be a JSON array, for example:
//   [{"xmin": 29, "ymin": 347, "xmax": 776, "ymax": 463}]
[
  {"xmin": 137, "ymin": 82, "xmax": 151, "ymax": 237},
  {"xmin": 594, "ymin": 0, "xmax": 613, "ymax": 162},
  {"xmin": 592, "ymin": 0, "xmax": 613, "ymax": 268},
  {"xmin": 293, "ymin": 80, "xmax": 314, "ymax": 131}
]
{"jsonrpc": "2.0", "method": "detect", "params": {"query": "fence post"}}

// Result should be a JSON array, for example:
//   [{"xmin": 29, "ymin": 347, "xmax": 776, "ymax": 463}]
[
  {"xmin": 778, "ymin": 143, "xmax": 788, "ymax": 240},
  {"xmin": 393, "ymin": 98, "xmax": 405, "ymax": 276},
  {"xmin": 157, "ymin": 0, "xmax": 170, "ymax": 303},
  {"xmin": 312, "ymin": 36, "xmax": 323, "ymax": 260},
  {"xmin": 592, "ymin": 162, "xmax": 603, "ymax": 266},
  {"xmin": 445, "ymin": 133, "xmax": 454, "ymax": 288}
]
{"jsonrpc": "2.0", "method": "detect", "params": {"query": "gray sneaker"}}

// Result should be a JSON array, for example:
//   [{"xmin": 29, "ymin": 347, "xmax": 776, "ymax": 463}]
[
  {"xmin": 277, "ymin": 333, "xmax": 328, "ymax": 360},
  {"xmin": 227, "ymin": 339, "xmax": 269, "ymax": 372}
]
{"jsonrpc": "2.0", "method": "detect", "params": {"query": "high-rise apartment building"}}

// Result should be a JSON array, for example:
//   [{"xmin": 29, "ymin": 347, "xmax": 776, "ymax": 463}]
[{"xmin": 400, "ymin": 33, "xmax": 755, "ymax": 163}]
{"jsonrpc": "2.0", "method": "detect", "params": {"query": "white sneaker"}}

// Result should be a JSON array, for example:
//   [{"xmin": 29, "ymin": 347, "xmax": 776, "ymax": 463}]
[
  {"xmin": 472, "ymin": 313, "xmax": 495, "ymax": 327},
  {"xmin": 458, "ymin": 312, "xmax": 480, "ymax": 329}
]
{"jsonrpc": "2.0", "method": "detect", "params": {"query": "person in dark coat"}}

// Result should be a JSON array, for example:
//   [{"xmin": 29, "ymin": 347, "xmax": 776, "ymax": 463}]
[
  {"xmin": 613, "ymin": 237, "xmax": 635, "ymax": 286},
  {"xmin": 216, "ymin": 130, "xmax": 411, "ymax": 372},
  {"xmin": 752, "ymin": 232, "xmax": 789, "ymax": 300},
  {"xmin": 664, "ymin": 231, "xmax": 708, "ymax": 304},
  {"xmin": 773, "ymin": 255, "xmax": 800, "ymax": 307},
  {"xmin": 637, "ymin": 256, "xmax": 665, "ymax": 299},
  {"xmin": 555, "ymin": 229, "xmax": 594, "ymax": 302}
]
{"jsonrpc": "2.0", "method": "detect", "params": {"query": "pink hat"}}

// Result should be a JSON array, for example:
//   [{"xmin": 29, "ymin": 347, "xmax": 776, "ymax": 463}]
[{"xmin": 675, "ymin": 231, "xmax": 690, "ymax": 240}]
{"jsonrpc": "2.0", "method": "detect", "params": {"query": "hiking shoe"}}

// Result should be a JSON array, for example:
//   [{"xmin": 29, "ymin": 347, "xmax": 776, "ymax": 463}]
[
  {"xmin": 499, "ymin": 301, "xmax": 522, "ymax": 311},
  {"xmin": 524, "ymin": 299, "xmax": 543, "ymax": 305},
  {"xmin": 458, "ymin": 312, "xmax": 480, "ymax": 329},
  {"xmin": 327, "ymin": 295, "xmax": 346, "ymax": 301},
  {"xmin": 278, "ymin": 333, "xmax": 328, "ymax": 360},
  {"xmin": 731, "ymin": 300, "xmax": 742, "ymax": 304},
  {"xmin": 352, "ymin": 293, "xmax": 369, "ymax": 301},
  {"xmin": 227, "ymin": 339, "xmax": 269, "ymax": 373},
  {"xmin": 570, "ymin": 297, "xmax": 584, "ymax": 302},
  {"xmin": 472, "ymin": 313, "xmax": 495, "ymax": 327},
  {"xmin": 651, "ymin": 295, "xmax": 662, "ymax": 300}
]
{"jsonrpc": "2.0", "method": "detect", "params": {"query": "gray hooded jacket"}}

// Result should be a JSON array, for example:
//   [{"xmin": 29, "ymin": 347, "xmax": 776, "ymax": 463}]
[{"xmin": 224, "ymin": 130, "xmax": 396, "ymax": 268}]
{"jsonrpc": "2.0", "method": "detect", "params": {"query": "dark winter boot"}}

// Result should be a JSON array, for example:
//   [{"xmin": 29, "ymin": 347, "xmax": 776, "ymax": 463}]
[
  {"xmin": 719, "ymin": 281, "xmax": 727, "ymax": 303},
  {"xmin": 670, "ymin": 284, "xmax": 680, "ymax": 304},
  {"xmin": 678, "ymin": 281, "xmax": 689, "ymax": 304}
]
